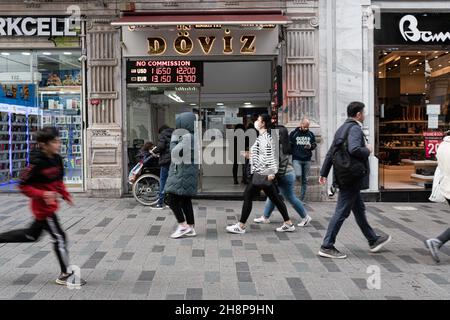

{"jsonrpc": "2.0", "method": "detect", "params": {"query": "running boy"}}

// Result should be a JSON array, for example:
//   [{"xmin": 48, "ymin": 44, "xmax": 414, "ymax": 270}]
[{"xmin": 0, "ymin": 127, "xmax": 85, "ymax": 286}]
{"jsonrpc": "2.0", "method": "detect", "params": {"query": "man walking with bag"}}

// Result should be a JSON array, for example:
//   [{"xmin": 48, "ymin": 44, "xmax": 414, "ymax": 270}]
[{"xmin": 318, "ymin": 102, "xmax": 391, "ymax": 259}]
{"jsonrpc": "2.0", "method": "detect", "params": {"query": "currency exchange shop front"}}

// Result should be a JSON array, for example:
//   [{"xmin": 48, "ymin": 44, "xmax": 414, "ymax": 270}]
[{"xmin": 114, "ymin": 11, "xmax": 289, "ymax": 195}]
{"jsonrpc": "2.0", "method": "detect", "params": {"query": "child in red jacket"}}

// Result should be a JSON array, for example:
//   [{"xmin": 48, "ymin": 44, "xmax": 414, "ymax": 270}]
[{"xmin": 0, "ymin": 127, "xmax": 85, "ymax": 286}]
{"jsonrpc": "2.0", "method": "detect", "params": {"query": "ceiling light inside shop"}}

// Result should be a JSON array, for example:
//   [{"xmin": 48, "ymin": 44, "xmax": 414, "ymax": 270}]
[
  {"xmin": 417, "ymin": 51, "xmax": 421, "ymax": 54},
  {"xmin": 244, "ymin": 102, "xmax": 252, "ymax": 105},
  {"xmin": 21, "ymin": 52, "xmax": 31, "ymax": 56},
  {"xmin": 190, "ymin": 103, "xmax": 197, "ymax": 106},
  {"xmin": 405, "ymin": 57, "xmax": 410, "ymax": 60},
  {"xmin": 63, "ymin": 52, "xmax": 72, "ymax": 55},
  {"xmin": 164, "ymin": 91, "xmax": 184, "ymax": 103},
  {"xmin": 217, "ymin": 103, "xmax": 224, "ymax": 106},
  {"xmin": 1, "ymin": 52, "xmax": 10, "ymax": 56},
  {"xmin": 42, "ymin": 52, "xmax": 51, "ymax": 55},
  {"xmin": 439, "ymin": 64, "xmax": 442, "ymax": 67}
]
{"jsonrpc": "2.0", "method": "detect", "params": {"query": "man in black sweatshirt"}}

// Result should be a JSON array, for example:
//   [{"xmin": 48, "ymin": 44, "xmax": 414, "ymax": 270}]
[{"xmin": 289, "ymin": 118, "xmax": 317, "ymax": 201}]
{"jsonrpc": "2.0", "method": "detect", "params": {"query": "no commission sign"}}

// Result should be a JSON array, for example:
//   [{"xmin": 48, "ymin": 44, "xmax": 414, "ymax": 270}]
[{"xmin": 0, "ymin": 17, "xmax": 78, "ymax": 37}]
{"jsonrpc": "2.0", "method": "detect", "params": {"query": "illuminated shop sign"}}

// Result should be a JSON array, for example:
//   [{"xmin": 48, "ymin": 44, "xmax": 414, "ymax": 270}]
[
  {"xmin": 0, "ymin": 17, "xmax": 78, "ymax": 37},
  {"xmin": 126, "ymin": 60, "xmax": 203, "ymax": 85},
  {"xmin": 122, "ymin": 26, "xmax": 279, "ymax": 57},
  {"xmin": 375, "ymin": 13, "xmax": 450, "ymax": 45}
]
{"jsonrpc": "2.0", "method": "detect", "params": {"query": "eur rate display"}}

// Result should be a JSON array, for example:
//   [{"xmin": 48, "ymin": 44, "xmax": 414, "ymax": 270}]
[{"xmin": 126, "ymin": 60, "xmax": 204, "ymax": 85}]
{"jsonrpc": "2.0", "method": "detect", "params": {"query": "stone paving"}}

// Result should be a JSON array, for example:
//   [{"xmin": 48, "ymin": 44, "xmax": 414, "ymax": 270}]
[{"xmin": 0, "ymin": 193, "xmax": 449, "ymax": 300}]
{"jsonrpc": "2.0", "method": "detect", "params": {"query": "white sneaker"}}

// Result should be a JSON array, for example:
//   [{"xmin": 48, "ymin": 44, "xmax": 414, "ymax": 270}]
[
  {"xmin": 185, "ymin": 228, "xmax": 197, "ymax": 237},
  {"xmin": 297, "ymin": 215, "xmax": 312, "ymax": 227},
  {"xmin": 276, "ymin": 223, "xmax": 295, "ymax": 232},
  {"xmin": 170, "ymin": 225, "xmax": 192, "ymax": 239},
  {"xmin": 253, "ymin": 216, "xmax": 270, "ymax": 224},
  {"xmin": 226, "ymin": 223, "xmax": 246, "ymax": 234}
]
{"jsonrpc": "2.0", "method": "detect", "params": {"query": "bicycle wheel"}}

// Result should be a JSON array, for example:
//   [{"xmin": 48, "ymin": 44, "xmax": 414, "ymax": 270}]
[{"xmin": 132, "ymin": 174, "xmax": 160, "ymax": 206}]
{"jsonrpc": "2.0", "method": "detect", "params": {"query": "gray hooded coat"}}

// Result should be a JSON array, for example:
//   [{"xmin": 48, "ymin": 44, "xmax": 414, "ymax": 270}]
[{"xmin": 164, "ymin": 112, "xmax": 199, "ymax": 196}]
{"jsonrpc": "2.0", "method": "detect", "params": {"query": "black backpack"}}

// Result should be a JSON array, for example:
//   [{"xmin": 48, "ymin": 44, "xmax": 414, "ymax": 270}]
[{"xmin": 332, "ymin": 124, "xmax": 368, "ymax": 187}]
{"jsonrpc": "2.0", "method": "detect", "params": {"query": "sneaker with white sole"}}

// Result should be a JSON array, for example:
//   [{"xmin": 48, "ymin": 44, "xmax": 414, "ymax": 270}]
[
  {"xmin": 170, "ymin": 225, "xmax": 192, "ymax": 239},
  {"xmin": 318, "ymin": 246, "xmax": 347, "ymax": 259},
  {"xmin": 226, "ymin": 223, "xmax": 246, "ymax": 234},
  {"xmin": 369, "ymin": 234, "xmax": 392, "ymax": 253},
  {"xmin": 253, "ymin": 216, "xmax": 270, "ymax": 224},
  {"xmin": 56, "ymin": 272, "xmax": 87, "ymax": 286},
  {"xmin": 276, "ymin": 223, "xmax": 295, "ymax": 232},
  {"xmin": 185, "ymin": 228, "xmax": 197, "ymax": 237},
  {"xmin": 424, "ymin": 238, "xmax": 442, "ymax": 263},
  {"xmin": 297, "ymin": 215, "xmax": 312, "ymax": 227}
]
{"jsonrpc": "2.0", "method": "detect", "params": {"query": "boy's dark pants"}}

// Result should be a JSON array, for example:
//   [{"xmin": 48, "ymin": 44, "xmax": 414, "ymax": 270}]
[{"xmin": 0, "ymin": 214, "xmax": 69, "ymax": 273}]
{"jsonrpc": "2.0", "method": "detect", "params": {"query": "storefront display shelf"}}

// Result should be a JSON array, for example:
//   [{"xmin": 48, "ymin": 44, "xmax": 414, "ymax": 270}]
[
  {"xmin": 380, "ymin": 121, "xmax": 428, "ymax": 124},
  {"xmin": 379, "ymin": 134, "xmax": 423, "ymax": 137}
]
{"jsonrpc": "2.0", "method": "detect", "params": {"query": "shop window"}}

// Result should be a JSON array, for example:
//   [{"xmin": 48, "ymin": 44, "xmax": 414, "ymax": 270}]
[
  {"xmin": 0, "ymin": 50, "xmax": 84, "ymax": 190},
  {"xmin": 377, "ymin": 50, "xmax": 450, "ymax": 189}
]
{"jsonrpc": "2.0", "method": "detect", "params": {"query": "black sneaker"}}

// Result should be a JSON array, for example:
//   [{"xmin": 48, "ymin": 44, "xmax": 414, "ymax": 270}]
[
  {"xmin": 318, "ymin": 246, "xmax": 347, "ymax": 259},
  {"xmin": 56, "ymin": 272, "xmax": 87, "ymax": 287},
  {"xmin": 369, "ymin": 234, "xmax": 392, "ymax": 253}
]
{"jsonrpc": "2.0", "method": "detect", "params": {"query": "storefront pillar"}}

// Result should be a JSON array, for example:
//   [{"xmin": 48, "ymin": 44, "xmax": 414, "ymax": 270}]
[{"xmin": 85, "ymin": 22, "xmax": 123, "ymax": 197}]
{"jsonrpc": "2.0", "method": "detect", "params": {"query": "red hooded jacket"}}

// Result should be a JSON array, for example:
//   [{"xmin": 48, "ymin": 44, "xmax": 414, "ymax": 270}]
[{"xmin": 19, "ymin": 150, "xmax": 71, "ymax": 220}]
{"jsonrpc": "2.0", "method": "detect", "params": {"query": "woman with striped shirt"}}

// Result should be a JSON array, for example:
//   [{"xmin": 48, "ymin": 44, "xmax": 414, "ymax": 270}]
[{"xmin": 226, "ymin": 114, "xmax": 295, "ymax": 234}]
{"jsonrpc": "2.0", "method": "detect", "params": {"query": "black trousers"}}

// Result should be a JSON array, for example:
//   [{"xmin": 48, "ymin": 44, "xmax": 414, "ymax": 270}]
[
  {"xmin": 0, "ymin": 214, "xmax": 69, "ymax": 273},
  {"xmin": 239, "ymin": 180, "xmax": 290, "ymax": 224},
  {"xmin": 166, "ymin": 193, "xmax": 195, "ymax": 225}
]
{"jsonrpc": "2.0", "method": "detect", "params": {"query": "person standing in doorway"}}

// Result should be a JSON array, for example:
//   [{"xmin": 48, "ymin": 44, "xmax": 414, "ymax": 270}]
[
  {"xmin": 164, "ymin": 112, "xmax": 199, "ymax": 239},
  {"xmin": 233, "ymin": 124, "xmax": 246, "ymax": 185},
  {"xmin": 153, "ymin": 125, "xmax": 174, "ymax": 209},
  {"xmin": 318, "ymin": 102, "xmax": 391, "ymax": 259},
  {"xmin": 290, "ymin": 118, "xmax": 317, "ymax": 201},
  {"xmin": 226, "ymin": 114, "xmax": 295, "ymax": 234},
  {"xmin": 0, "ymin": 127, "xmax": 86, "ymax": 286},
  {"xmin": 424, "ymin": 130, "xmax": 450, "ymax": 263}
]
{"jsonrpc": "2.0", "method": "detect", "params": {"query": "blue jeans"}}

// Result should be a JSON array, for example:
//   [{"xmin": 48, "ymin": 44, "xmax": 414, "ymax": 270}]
[
  {"xmin": 263, "ymin": 172, "xmax": 307, "ymax": 219},
  {"xmin": 293, "ymin": 160, "xmax": 311, "ymax": 201},
  {"xmin": 158, "ymin": 165, "xmax": 170, "ymax": 205},
  {"xmin": 322, "ymin": 188, "xmax": 379, "ymax": 249}
]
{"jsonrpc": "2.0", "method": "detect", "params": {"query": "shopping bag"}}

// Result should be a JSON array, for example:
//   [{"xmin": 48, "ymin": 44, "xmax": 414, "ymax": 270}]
[
  {"xmin": 128, "ymin": 162, "xmax": 143, "ymax": 185},
  {"xmin": 429, "ymin": 166, "xmax": 446, "ymax": 203}
]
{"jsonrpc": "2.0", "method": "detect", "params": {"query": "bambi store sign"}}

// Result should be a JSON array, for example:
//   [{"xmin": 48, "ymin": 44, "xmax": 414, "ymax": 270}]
[{"xmin": 121, "ymin": 26, "xmax": 279, "ymax": 57}]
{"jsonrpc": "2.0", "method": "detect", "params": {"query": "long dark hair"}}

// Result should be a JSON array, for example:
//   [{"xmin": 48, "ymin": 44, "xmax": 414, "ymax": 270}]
[
  {"xmin": 259, "ymin": 113, "xmax": 272, "ymax": 134},
  {"xmin": 274, "ymin": 125, "xmax": 291, "ymax": 154}
]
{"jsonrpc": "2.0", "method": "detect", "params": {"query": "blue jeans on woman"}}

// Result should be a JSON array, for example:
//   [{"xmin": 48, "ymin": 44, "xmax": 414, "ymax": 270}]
[{"xmin": 263, "ymin": 172, "xmax": 307, "ymax": 219}]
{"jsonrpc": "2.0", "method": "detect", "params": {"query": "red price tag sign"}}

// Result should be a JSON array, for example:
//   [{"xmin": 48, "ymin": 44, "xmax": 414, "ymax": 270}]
[{"xmin": 423, "ymin": 132, "xmax": 444, "ymax": 159}]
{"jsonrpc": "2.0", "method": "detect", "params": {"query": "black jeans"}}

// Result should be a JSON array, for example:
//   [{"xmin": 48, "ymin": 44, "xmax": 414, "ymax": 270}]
[
  {"xmin": 239, "ymin": 179, "xmax": 290, "ymax": 224},
  {"xmin": 322, "ymin": 187, "xmax": 379, "ymax": 249},
  {"xmin": 0, "ymin": 214, "xmax": 69, "ymax": 273},
  {"xmin": 436, "ymin": 199, "xmax": 450, "ymax": 245},
  {"xmin": 166, "ymin": 193, "xmax": 195, "ymax": 225}
]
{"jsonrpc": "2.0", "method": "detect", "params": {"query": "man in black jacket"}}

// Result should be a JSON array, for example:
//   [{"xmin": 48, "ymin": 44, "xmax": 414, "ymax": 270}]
[
  {"xmin": 318, "ymin": 102, "xmax": 391, "ymax": 259},
  {"xmin": 153, "ymin": 125, "xmax": 174, "ymax": 209}
]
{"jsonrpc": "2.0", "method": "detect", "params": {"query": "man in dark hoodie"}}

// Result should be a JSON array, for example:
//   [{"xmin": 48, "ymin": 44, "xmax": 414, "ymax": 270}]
[
  {"xmin": 153, "ymin": 124, "xmax": 174, "ymax": 209},
  {"xmin": 289, "ymin": 118, "xmax": 317, "ymax": 201},
  {"xmin": 0, "ymin": 127, "xmax": 85, "ymax": 286}
]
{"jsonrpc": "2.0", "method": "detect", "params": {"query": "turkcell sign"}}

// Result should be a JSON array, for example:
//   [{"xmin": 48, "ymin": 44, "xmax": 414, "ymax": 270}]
[{"xmin": 0, "ymin": 17, "xmax": 77, "ymax": 37}]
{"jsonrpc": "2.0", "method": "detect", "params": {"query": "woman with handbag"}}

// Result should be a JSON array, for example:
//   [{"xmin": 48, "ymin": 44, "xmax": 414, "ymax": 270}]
[
  {"xmin": 425, "ymin": 130, "xmax": 450, "ymax": 263},
  {"xmin": 254, "ymin": 125, "xmax": 312, "ymax": 226},
  {"xmin": 226, "ymin": 114, "xmax": 295, "ymax": 234}
]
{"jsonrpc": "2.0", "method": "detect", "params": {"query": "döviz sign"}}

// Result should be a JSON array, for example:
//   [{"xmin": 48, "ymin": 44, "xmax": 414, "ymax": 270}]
[{"xmin": 0, "ymin": 17, "xmax": 77, "ymax": 37}]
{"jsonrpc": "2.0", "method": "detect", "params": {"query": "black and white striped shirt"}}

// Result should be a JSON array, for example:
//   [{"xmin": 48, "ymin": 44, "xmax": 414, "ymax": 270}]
[{"xmin": 250, "ymin": 131, "xmax": 278, "ymax": 175}]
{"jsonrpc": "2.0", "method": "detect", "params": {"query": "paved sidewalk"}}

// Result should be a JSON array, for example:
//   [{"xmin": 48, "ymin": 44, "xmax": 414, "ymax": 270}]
[{"xmin": 0, "ymin": 194, "xmax": 448, "ymax": 300}]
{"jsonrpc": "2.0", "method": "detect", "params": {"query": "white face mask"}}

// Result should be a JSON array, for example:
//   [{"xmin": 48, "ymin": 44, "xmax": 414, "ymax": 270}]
[{"xmin": 254, "ymin": 120, "xmax": 262, "ymax": 131}]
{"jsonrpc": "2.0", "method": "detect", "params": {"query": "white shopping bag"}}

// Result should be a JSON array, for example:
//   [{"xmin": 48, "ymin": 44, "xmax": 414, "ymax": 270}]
[
  {"xmin": 429, "ymin": 166, "xmax": 446, "ymax": 203},
  {"xmin": 128, "ymin": 162, "xmax": 143, "ymax": 185}
]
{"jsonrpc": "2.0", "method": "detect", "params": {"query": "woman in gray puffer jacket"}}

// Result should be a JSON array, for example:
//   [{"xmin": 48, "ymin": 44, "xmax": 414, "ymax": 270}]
[{"xmin": 164, "ymin": 112, "xmax": 199, "ymax": 239}]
